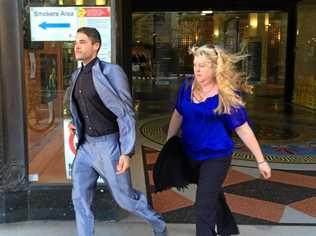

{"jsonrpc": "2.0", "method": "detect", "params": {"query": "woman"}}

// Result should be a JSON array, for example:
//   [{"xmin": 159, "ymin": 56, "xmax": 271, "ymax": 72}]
[{"xmin": 167, "ymin": 45, "xmax": 271, "ymax": 236}]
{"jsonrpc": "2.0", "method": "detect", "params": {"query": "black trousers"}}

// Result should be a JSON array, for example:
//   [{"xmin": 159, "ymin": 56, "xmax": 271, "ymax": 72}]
[{"xmin": 189, "ymin": 157, "xmax": 239, "ymax": 236}]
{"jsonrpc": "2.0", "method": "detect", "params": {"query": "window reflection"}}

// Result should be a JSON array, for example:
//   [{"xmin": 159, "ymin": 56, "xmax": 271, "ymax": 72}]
[
  {"xmin": 294, "ymin": 3, "xmax": 316, "ymax": 109},
  {"xmin": 23, "ymin": 0, "xmax": 111, "ymax": 183},
  {"xmin": 132, "ymin": 11, "xmax": 288, "ymax": 120}
]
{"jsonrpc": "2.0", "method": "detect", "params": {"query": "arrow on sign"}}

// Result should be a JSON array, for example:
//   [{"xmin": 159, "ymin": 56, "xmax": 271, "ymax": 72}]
[{"xmin": 39, "ymin": 22, "xmax": 70, "ymax": 30}]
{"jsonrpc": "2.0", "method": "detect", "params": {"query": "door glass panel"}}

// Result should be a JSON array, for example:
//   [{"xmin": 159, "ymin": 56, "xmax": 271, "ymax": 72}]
[
  {"xmin": 294, "ymin": 3, "xmax": 316, "ymax": 109},
  {"xmin": 23, "ymin": 0, "xmax": 111, "ymax": 183},
  {"xmin": 132, "ymin": 11, "xmax": 288, "ymax": 119}
]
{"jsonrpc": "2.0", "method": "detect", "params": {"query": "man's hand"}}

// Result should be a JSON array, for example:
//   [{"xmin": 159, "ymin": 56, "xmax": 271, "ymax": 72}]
[{"xmin": 116, "ymin": 155, "xmax": 130, "ymax": 175}]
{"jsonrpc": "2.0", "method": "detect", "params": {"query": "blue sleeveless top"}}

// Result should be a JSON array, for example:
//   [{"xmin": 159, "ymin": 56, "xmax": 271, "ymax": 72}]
[{"xmin": 175, "ymin": 79, "xmax": 248, "ymax": 160}]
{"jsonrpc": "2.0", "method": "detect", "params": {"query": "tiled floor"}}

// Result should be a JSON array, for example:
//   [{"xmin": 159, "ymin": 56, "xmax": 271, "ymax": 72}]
[{"xmin": 142, "ymin": 145, "xmax": 316, "ymax": 225}]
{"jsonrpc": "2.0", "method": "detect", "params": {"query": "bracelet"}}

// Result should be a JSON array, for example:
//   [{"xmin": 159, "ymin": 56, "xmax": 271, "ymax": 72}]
[{"xmin": 257, "ymin": 160, "xmax": 267, "ymax": 165}]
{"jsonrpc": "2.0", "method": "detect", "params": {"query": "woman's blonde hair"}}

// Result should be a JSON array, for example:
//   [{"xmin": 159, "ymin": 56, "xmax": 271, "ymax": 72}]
[{"xmin": 189, "ymin": 44, "xmax": 253, "ymax": 114}]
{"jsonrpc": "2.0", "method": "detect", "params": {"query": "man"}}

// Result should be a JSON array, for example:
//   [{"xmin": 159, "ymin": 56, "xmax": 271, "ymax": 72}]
[{"xmin": 69, "ymin": 27, "xmax": 167, "ymax": 236}]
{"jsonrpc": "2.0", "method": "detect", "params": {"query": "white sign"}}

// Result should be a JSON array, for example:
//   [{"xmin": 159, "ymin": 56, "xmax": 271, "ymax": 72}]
[
  {"xmin": 30, "ymin": 6, "xmax": 111, "ymax": 62},
  {"xmin": 30, "ymin": 7, "xmax": 77, "ymax": 41},
  {"xmin": 63, "ymin": 119, "xmax": 77, "ymax": 179},
  {"xmin": 63, "ymin": 119, "xmax": 103, "ymax": 183}
]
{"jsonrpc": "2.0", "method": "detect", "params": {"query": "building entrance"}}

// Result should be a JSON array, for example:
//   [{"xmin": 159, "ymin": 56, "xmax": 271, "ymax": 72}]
[{"xmin": 132, "ymin": 10, "xmax": 316, "ymax": 225}]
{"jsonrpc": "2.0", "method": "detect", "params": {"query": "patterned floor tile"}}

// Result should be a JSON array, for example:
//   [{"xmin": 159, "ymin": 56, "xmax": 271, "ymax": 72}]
[
  {"xmin": 231, "ymin": 166, "xmax": 261, "ymax": 179},
  {"xmin": 233, "ymin": 213, "xmax": 279, "ymax": 225},
  {"xmin": 224, "ymin": 169, "xmax": 256, "ymax": 187},
  {"xmin": 225, "ymin": 193, "xmax": 285, "ymax": 223},
  {"xmin": 282, "ymin": 169, "xmax": 316, "ymax": 177},
  {"xmin": 151, "ymin": 190, "xmax": 193, "ymax": 213},
  {"xmin": 269, "ymin": 170, "xmax": 316, "ymax": 189},
  {"xmin": 289, "ymin": 197, "xmax": 316, "ymax": 218},
  {"xmin": 142, "ymin": 145, "xmax": 316, "ymax": 225},
  {"xmin": 224, "ymin": 179, "xmax": 316, "ymax": 205},
  {"xmin": 146, "ymin": 153, "xmax": 159, "ymax": 165},
  {"xmin": 162, "ymin": 206, "xmax": 196, "ymax": 223},
  {"xmin": 280, "ymin": 206, "xmax": 316, "ymax": 224}
]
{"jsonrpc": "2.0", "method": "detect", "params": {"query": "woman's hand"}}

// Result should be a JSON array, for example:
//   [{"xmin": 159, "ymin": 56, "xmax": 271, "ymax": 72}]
[{"xmin": 258, "ymin": 161, "xmax": 271, "ymax": 179}]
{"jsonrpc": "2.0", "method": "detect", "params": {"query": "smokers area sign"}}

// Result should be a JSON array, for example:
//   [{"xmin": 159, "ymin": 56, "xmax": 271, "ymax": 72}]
[
  {"xmin": 30, "ymin": 7, "xmax": 77, "ymax": 41},
  {"xmin": 30, "ymin": 6, "xmax": 111, "ymax": 61}
]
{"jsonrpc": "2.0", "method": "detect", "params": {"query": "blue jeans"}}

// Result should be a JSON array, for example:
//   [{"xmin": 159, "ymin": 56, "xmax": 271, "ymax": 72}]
[{"xmin": 72, "ymin": 133, "xmax": 166, "ymax": 236}]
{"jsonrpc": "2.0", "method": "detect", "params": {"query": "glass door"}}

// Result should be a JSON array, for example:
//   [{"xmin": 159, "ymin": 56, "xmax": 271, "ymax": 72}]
[
  {"xmin": 132, "ymin": 11, "xmax": 288, "ymax": 119},
  {"xmin": 23, "ymin": 0, "xmax": 112, "ymax": 183}
]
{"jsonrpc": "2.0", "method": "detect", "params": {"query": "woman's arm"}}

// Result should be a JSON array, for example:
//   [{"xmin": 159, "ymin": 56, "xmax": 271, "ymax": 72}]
[
  {"xmin": 235, "ymin": 122, "xmax": 271, "ymax": 179},
  {"xmin": 167, "ymin": 109, "xmax": 183, "ymax": 140}
]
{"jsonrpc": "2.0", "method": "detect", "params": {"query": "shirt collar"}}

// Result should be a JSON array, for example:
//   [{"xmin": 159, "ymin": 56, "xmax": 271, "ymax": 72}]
[{"xmin": 81, "ymin": 57, "xmax": 98, "ymax": 74}]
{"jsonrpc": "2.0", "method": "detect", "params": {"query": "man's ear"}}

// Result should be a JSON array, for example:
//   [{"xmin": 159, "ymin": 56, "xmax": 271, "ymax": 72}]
[{"xmin": 93, "ymin": 42, "xmax": 100, "ymax": 52}]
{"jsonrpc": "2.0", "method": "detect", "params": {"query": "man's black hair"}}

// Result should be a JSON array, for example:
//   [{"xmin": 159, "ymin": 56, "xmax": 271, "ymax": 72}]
[{"xmin": 77, "ymin": 27, "xmax": 101, "ymax": 51}]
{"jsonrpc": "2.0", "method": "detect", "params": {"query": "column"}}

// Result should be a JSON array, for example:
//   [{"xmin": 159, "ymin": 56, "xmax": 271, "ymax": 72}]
[{"xmin": 0, "ymin": 0, "xmax": 28, "ymax": 223}]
